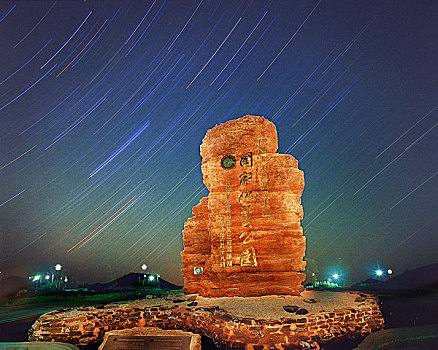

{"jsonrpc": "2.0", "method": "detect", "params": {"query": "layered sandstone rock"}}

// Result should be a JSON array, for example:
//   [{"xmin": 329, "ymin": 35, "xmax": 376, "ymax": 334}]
[{"xmin": 181, "ymin": 115, "xmax": 306, "ymax": 297}]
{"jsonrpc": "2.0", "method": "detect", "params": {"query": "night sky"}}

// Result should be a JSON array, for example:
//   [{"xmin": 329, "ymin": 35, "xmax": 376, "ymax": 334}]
[{"xmin": 0, "ymin": 0, "xmax": 436, "ymax": 286}]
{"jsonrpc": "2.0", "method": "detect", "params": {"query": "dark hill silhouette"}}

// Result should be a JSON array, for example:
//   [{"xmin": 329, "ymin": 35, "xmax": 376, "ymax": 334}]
[
  {"xmin": 0, "ymin": 276, "xmax": 30, "ymax": 298},
  {"xmin": 82, "ymin": 273, "xmax": 182, "ymax": 292},
  {"xmin": 351, "ymin": 263, "xmax": 438, "ymax": 294},
  {"xmin": 381, "ymin": 263, "xmax": 438, "ymax": 291},
  {"xmin": 362, "ymin": 278, "xmax": 380, "ymax": 284}
]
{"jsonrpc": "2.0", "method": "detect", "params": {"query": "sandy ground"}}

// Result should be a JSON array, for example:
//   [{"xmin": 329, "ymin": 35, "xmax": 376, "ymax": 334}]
[
  {"xmin": 55, "ymin": 290, "xmax": 366, "ymax": 321},
  {"xmin": 194, "ymin": 290, "xmax": 362, "ymax": 320}
]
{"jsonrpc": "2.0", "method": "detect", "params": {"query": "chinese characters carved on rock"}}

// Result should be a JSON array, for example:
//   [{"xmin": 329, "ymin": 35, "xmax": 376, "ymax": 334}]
[{"xmin": 181, "ymin": 115, "xmax": 306, "ymax": 297}]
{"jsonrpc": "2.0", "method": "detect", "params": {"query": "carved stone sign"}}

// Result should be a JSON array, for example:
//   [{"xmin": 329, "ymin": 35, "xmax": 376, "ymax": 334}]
[
  {"xmin": 181, "ymin": 115, "xmax": 306, "ymax": 297},
  {"xmin": 101, "ymin": 335, "xmax": 191, "ymax": 350},
  {"xmin": 98, "ymin": 327, "xmax": 200, "ymax": 350}
]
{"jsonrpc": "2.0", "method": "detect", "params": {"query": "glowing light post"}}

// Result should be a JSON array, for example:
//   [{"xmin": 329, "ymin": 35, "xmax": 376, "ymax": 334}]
[
  {"xmin": 32, "ymin": 275, "xmax": 42, "ymax": 294},
  {"xmin": 387, "ymin": 268, "xmax": 393, "ymax": 279},
  {"xmin": 141, "ymin": 264, "xmax": 147, "ymax": 296},
  {"xmin": 147, "ymin": 274, "xmax": 160, "ymax": 292},
  {"xmin": 45, "ymin": 274, "xmax": 50, "ymax": 290},
  {"xmin": 55, "ymin": 264, "xmax": 62, "ymax": 300}
]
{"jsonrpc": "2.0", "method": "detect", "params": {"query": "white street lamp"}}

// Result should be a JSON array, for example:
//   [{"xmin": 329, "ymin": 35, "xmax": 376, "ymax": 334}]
[
  {"xmin": 141, "ymin": 264, "xmax": 147, "ymax": 271},
  {"xmin": 54, "ymin": 264, "xmax": 62, "ymax": 300}
]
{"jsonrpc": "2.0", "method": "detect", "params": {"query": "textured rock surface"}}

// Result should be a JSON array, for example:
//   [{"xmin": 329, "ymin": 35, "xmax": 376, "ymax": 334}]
[
  {"xmin": 28, "ymin": 292, "xmax": 385, "ymax": 349},
  {"xmin": 98, "ymin": 326, "xmax": 201, "ymax": 350},
  {"xmin": 181, "ymin": 115, "xmax": 306, "ymax": 297}
]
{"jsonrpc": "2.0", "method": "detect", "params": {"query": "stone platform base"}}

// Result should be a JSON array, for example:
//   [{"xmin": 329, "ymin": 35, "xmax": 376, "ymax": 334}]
[{"xmin": 29, "ymin": 291, "xmax": 384, "ymax": 349}]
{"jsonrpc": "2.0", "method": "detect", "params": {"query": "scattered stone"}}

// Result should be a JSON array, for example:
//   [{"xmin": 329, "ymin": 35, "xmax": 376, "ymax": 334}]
[
  {"xmin": 304, "ymin": 298, "xmax": 317, "ymax": 303},
  {"xmin": 296, "ymin": 309, "xmax": 309, "ymax": 315},
  {"xmin": 173, "ymin": 299, "xmax": 186, "ymax": 303},
  {"xmin": 187, "ymin": 295, "xmax": 197, "ymax": 301},
  {"xmin": 187, "ymin": 302, "xmax": 198, "ymax": 307},
  {"xmin": 355, "ymin": 297, "xmax": 366, "ymax": 302},
  {"xmin": 299, "ymin": 341, "xmax": 311, "ymax": 349},
  {"xmin": 283, "ymin": 305, "xmax": 299, "ymax": 313}
]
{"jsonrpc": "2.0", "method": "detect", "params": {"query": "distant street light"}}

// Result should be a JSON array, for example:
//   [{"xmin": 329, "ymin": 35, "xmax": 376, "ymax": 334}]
[
  {"xmin": 332, "ymin": 273, "xmax": 339, "ymax": 280},
  {"xmin": 32, "ymin": 275, "xmax": 41, "ymax": 282},
  {"xmin": 148, "ymin": 275, "xmax": 155, "ymax": 281},
  {"xmin": 387, "ymin": 269, "xmax": 393, "ymax": 275},
  {"xmin": 45, "ymin": 275, "xmax": 50, "ymax": 280},
  {"xmin": 376, "ymin": 269, "xmax": 383, "ymax": 277},
  {"xmin": 54, "ymin": 264, "xmax": 62, "ymax": 300},
  {"xmin": 32, "ymin": 275, "xmax": 42, "ymax": 293},
  {"xmin": 141, "ymin": 264, "xmax": 147, "ymax": 296}
]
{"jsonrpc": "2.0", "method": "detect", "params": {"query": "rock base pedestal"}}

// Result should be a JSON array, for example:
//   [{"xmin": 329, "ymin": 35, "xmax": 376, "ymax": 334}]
[{"xmin": 29, "ymin": 292, "xmax": 384, "ymax": 350}]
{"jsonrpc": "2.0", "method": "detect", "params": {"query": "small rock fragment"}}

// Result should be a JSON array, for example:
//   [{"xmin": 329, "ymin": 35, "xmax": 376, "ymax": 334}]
[
  {"xmin": 283, "ymin": 305, "xmax": 299, "ymax": 313},
  {"xmin": 172, "ymin": 299, "xmax": 186, "ymax": 303},
  {"xmin": 296, "ymin": 308, "xmax": 308, "ymax": 315},
  {"xmin": 303, "ymin": 298, "xmax": 317, "ymax": 303}
]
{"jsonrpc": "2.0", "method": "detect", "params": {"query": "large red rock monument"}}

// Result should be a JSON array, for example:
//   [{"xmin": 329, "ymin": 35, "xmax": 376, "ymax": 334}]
[{"xmin": 181, "ymin": 115, "xmax": 306, "ymax": 297}]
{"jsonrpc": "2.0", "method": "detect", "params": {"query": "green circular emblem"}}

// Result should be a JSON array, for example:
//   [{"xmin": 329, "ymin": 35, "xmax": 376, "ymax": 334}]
[{"xmin": 221, "ymin": 155, "xmax": 236, "ymax": 170}]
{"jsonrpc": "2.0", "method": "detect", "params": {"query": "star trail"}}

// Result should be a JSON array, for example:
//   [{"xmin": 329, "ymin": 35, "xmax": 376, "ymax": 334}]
[{"xmin": 0, "ymin": 0, "xmax": 436, "ymax": 286}]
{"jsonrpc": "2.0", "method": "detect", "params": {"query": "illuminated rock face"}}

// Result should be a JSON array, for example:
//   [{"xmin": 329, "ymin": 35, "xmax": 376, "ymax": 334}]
[{"xmin": 181, "ymin": 115, "xmax": 306, "ymax": 297}]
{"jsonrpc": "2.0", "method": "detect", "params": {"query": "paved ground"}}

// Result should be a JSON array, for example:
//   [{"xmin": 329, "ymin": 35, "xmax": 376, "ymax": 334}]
[
  {"xmin": 354, "ymin": 323, "xmax": 438, "ymax": 350},
  {"xmin": 379, "ymin": 338, "xmax": 438, "ymax": 349},
  {"xmin": 0, "ymin": 303, "xmax": 78, "ymax": 342},
  {"xmin": 0, "ymin": 315, "xmax": 39, "ymax": 342},
  {"xmin": 0, "ymin": 304, "xmax": 67, "ymax": 324}
]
